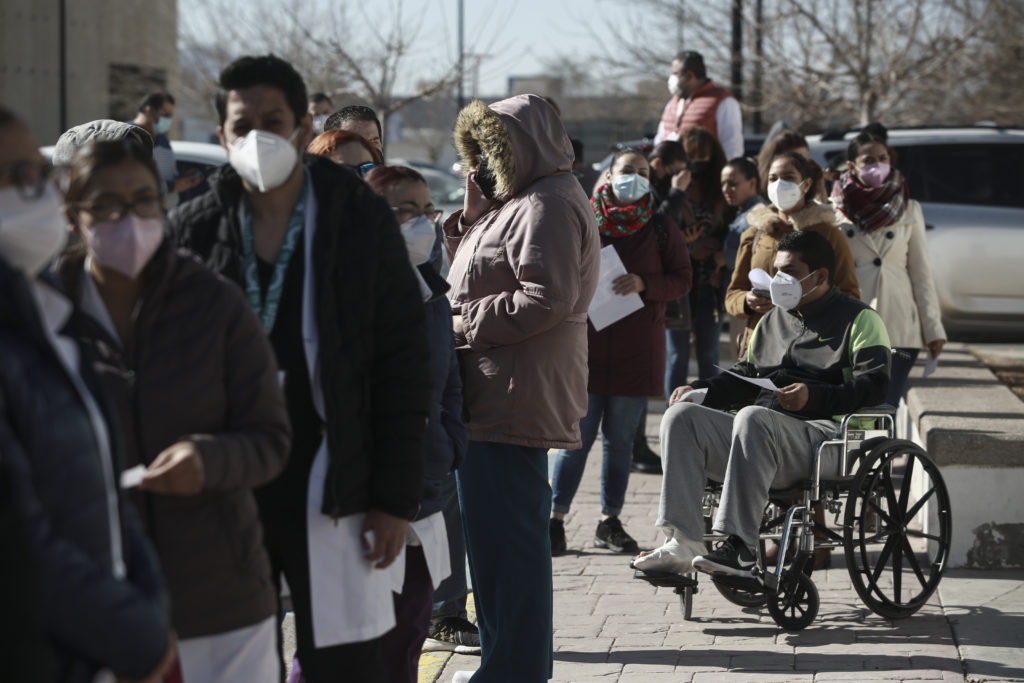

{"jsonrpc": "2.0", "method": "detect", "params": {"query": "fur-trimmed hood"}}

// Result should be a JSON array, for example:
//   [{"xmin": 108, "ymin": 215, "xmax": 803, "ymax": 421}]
[
  {"xmin": 746, "ymin": 201, "xmax": 836, "ymax": 237},
  {"xmin": 454, "ymin": 94, "xmax": 573, "ymax": 200}
]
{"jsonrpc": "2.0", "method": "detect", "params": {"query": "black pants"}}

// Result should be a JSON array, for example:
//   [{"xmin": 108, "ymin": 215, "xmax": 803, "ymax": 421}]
[{"xmin": 263, "ymin": 509, "xmax": 386, "ymax": 683}]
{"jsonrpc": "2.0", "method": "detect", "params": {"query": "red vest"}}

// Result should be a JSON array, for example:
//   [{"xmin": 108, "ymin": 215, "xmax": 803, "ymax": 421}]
[{"xmin": 659, "ymin": 80, "xmax": 733, "ymax": 140}]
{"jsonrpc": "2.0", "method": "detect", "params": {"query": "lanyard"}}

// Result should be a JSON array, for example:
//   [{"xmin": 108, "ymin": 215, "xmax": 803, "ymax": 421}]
[{"xmin": 240, "ymin": 176, "xmax": 307, "ymax": 333}]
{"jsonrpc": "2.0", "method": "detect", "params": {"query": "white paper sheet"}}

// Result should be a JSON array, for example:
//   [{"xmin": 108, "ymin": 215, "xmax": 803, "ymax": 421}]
[
  {"xmin": 119, "ymin": 464, "xmax": 146, "ymax": 489},
  {"xmin": 588, "ymin": 245, "xmax": 645, "ymax": 332},
  {"xmin": 923, "ymin": 354, "xmax": 939, "ymax": 378},
  {"xmin": 716, "ymin": 365, "xmax": 781, "ymax": 392},
  {"xmin": 749, "ymin": 267, "xmax": 773, "ymax": 292}
]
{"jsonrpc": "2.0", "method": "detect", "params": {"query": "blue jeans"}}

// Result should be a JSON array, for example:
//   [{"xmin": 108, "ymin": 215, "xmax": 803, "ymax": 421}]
[
  {"xmin": 664, "ymin": 284, "xmax": 723, "ymax": 397},
  {"xmin": 430, "ymin": 473, "xmax": 468, "ymax": 620},
  {"xmin": 551, "ymin": 394, "xmax": 647, "ymax": 517},
  {"xmin": 887, "ymin": 347, "xmax": 920, "ymax": 407},
  {"xmin": 457, "ymin": 441, "xmax": 552, "ymax": 682}
]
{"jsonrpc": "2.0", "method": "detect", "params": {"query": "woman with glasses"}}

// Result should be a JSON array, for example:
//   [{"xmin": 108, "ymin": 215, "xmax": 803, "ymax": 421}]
[
  {"xmin": 364, "ymin": 165, "xmax": 468, "ymax": 683},
  {"xmin": 54, "ymin": 140, "xmax": 291, "ymax": 683},
  {"xmin": 0, "ymin": 108, "xmax": 174, "ymax": 683},
  {"xmin": 307, "ymin": 130, "xmax": 383, "ymax": 176}
]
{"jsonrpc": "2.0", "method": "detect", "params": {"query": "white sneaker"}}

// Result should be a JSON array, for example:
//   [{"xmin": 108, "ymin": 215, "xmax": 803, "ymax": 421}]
[
  {"xmin": 452, "ymin": 671, "xmax": 476, "ymax": 683},
  {"xmin": 632, "ymin": 535, "xmax": 706, "ymax": 574}
]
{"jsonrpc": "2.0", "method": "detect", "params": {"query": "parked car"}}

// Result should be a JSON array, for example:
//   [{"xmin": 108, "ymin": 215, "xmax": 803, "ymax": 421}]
[{"xmin": 807, "ymin": 126, "xmax": 1024, "ymax": 340}]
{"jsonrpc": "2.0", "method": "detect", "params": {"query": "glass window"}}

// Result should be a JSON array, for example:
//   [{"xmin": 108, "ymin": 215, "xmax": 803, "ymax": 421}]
[{"xmin": 895, "ymin": 143, "xmax": 1024, "ymax": 209}]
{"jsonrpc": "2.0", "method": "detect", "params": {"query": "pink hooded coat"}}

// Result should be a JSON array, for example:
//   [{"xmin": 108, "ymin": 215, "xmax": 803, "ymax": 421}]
[{"xmin": 444, "ymin": 95, "xmax": 600, "ymax": 449}]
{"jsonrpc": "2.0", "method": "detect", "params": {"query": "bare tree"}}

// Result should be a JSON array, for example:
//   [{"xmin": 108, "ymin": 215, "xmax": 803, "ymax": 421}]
[{"xmin": 178, "ymin": 0, "xmax": 465, "ymax": 144}]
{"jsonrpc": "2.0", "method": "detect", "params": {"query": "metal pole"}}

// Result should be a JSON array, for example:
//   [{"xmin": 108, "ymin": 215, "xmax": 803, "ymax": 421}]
[
  {"xmin": 731, "ymin": 0, "xmax": 743, "ymax": 101},
  {"xmin": 457, "ymin": 0, "xmax": 465, "ymax": 109},
  {"xmin": 752, "ymin": 0, "xmax": 763, "ymax": 133},
  {"xmin": 59, "ymin": 0, "xmax": 67, "ymax": 134}
]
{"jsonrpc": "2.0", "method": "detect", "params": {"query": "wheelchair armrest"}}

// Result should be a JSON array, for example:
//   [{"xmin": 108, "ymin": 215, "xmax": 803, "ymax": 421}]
[{"xmin": 851, "ymin": 404, "xmax": 896, "ymax": 415}]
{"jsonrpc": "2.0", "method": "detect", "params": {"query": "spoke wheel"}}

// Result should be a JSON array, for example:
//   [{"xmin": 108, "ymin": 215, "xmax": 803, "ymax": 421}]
[
  {"xmin": 767, "ymin": 569, "xmax": 819, "ymax": 630},
  {"xmin": 844, "ymin": 439, "xmax": 952, "ymax": 619}
]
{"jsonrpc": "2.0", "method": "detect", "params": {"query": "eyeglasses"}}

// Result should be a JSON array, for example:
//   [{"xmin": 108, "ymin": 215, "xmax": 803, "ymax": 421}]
[
  {"xmin": 73, "ymin": 195, "xmax": 164, "ymax": 221},
  {"xmin": 0, "ymin": 161, "xmax": 55, "ymax": 200},
  {"xmin": 348, "ymin": 162, "xmax": 378, "ymax": 177},
  {"xmin": 391, "ymin": 206, "xmax": 443, "ymax": 223}
]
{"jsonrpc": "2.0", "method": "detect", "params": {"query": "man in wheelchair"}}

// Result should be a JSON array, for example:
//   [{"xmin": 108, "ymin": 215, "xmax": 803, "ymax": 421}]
[{"xmin": 633, "ymin": 230, "xmax": 891, "ymax": 578}]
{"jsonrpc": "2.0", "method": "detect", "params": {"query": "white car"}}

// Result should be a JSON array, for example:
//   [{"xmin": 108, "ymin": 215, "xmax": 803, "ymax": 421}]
[{"xmin": 807, "ymin": 127, "xmax": 1024, "ymax": 339}]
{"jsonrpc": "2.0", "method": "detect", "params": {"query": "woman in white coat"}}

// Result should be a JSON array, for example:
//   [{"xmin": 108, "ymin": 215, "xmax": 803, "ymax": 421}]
[{"xmin": 832, "ymin": 129, "xmax": 945, "ymax": 406}]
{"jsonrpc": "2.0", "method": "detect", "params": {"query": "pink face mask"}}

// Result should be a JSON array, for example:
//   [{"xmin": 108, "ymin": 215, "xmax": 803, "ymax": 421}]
[
  {"xmin": 87, "ymin": 215, "xmax": 164, "ymax": 278},
  {"xmin": 859, "ymin": 162, "xmax": 891, "ymax": 188}
]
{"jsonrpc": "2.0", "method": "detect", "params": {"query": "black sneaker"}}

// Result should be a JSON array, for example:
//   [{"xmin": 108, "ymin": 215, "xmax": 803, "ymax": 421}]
[
  {"xmin": 593, "ymin": 516, "xmax": 639, "ymax": 554},
  {"xmin": 550, "ymin": 518, "xmax": 567, "ymax": 556},
  {"xmin": 692, "ymin": 535, "xmax": 757, "ymax": 577},
  {"xmin": 423, "ymin": 616, "xmax": 481, "ymax": 654},
  {"xmin": 631, "ymin": 446, "xmax": 663, "ymax": 474}
]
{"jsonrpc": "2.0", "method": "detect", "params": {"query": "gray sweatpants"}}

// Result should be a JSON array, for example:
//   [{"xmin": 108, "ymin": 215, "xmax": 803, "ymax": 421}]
[{"xmin": 656, "ymin": 402, "xmax": 839, "ymax": 547}]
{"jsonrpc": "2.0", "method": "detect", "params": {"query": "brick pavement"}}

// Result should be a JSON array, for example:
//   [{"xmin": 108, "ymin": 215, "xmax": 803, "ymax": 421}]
[{"xmin": 435, "ymin": 404, "xmax": 969, "ymax": 682}]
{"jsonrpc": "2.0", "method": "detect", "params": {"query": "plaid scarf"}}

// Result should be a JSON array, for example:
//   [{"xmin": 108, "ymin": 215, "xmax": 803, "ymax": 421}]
[
  {"xmin": 592, "ymin": 183, "xmax": 654, "ymax": 238},
  {"xmin": 833, "ymin": 168, "xmax": 910, "ymax": 234}
]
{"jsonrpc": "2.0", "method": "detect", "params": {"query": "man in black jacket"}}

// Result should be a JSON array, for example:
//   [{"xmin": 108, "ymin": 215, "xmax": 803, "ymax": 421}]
[
  {"xmin": 633, "ymin": 231, "xmax": 889, "ymax": 579},
  {"xmin": 167, "ymin": 55, "xmax": 431, "ymax": 682}
]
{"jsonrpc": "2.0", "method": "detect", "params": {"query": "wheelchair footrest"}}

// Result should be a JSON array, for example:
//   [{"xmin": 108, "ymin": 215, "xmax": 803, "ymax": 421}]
[
  {"xmin": 712, "ymin": 574, "xmax": 764, "ymax": 594},
  {"xmin": 633, "ymin": 568, "xmax": 698, "ymax": 590}
]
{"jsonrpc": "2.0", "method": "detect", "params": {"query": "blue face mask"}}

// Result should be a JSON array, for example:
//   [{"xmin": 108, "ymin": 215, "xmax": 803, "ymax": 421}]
[
  {"xmin": 611, "ymin": 173, "xmax": 650, "ymax": 204},
  {"xmin": 154, "ymin": 116, "xmax": 172, "ymax": 136}
]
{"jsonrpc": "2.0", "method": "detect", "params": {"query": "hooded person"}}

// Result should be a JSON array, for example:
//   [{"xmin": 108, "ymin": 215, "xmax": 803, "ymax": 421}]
[{"xmin": 442, "ymin": 94, "xmax": 600, "ymax": 682}]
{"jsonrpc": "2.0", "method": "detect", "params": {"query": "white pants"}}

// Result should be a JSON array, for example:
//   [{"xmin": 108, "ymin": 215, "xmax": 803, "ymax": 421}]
[{"xmin": 177, "ymin": 615, "xmax": 277, "ymax": 683}]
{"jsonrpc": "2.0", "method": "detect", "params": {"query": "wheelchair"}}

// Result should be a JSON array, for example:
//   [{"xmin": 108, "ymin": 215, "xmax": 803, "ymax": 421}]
[{"xmin": 634, "ymin": 407, "xmax": 953, "ymax": 630}]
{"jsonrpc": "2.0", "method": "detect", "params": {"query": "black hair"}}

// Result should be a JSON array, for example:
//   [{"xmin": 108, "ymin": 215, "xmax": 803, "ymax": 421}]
[
  {"xmin": 609, "ymin": 147, "xmax": 648, "ymax": 174},
  {"xmin": 846, "ymin": 130, "xmax": 889, "ymax": 162},
  {"xmin": 215, "ymin": 55, "xmax": 308, "ymax": 127},
  {"xmin": 137, "ymin": 92, "xmax": 174, "ymax": 114},
  {"xmin": 757, "ymin": 129, "xmax": 808, "ymax": 193},
  {"xmin": 861, "ymin": 121, "xmax": 888, "ymax": 143},
  {"xmin": 649, "ymin": 140, "xmax": 687, "ymax": 166},
  {"xmin": 769, "ymin": 151, "xmax": 822, "ymax": 204},
  {"xmin": 324, "ymin": 105, "xmax": 382, "ymax": 140},
  {"xmin": 777, "ymin": 230, "xmax": 835, "ymax": 285},
  {"xmin": 724, "ymin": 156, "xmax": 759, "ymax": 185},
  {"xmin": 309, "ymin": 91, "xmax": 333, "ymax": 106},
  {"xmin": 674, "ymin": 50, "xmax": 706, "ymax": 79},
  {"xmin": 570, "ymin": 138, "xmax": 583, "ymax": 162}
]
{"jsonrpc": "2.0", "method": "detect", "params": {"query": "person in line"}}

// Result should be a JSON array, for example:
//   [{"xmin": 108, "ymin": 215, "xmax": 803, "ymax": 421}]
[
  {"xmin": 365, "ymin": 165, "xmax": 469, "ymax": 682},
  {"xmin": 168, "ymin": 55, "xmax": 432, "ymax": 682},
  {"xmin": 131, "ymin": 92, "xmax": 202, "ymax": 208},
  {"xmin": 308, "ymin": 92, "xmax": 335, "ymax": 134},
  {"xmin": 549, "ymin": 148, "xmax": 691, "ymax": 556},
  {"xmin": 56, "ymin": 139, "xmax": 291, "ymax": 683},
  {"xmin": 663, "ymin": 127, "xmax": 728, "ymax": 393},
  {"xmin": 831, "ymin": 128, "xmax": 945, "ymax": 406},
  {"xmin": 0, "ymin": 105, "xmax": 174, "ymax": 683},
  {"xmin": 324, "ymin": 104, "xmax": 384, "ymax": 155},
  {"xmin": 654, "ymin": 50, "xmax": 743, "ymax": 158},
  {"xmin": 726, "ymin": 152, "xmax": 861, "ymax": 357},
  {"xmin": 755, "ymin": 129, "xmax": 810, "ymax": 196},
  {"xmin": 306, "ymin": 129, "xmax": 383, "ymax": 175},
  {"xmin": 443, "ymin": 95, "xmax": 599, "ymax": 683},
  {"xmin": 720, "ymin": 156, "xmax": 766, "ymax": 359},
  {"xmin": 630, "ymin": 140, "xmax": 698, "ymax": 475},
  {"xmin": 633, "ymin": 231, "xmax": 890, "ymax": 577}
]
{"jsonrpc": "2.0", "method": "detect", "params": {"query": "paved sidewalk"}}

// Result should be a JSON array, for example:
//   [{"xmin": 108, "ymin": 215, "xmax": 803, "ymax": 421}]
[{"xmin": 434, "ymin": 401, "xmax": 1024, "ymax": 683}]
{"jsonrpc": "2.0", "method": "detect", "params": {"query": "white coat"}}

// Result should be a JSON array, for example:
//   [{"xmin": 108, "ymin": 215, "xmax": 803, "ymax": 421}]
[{"xmin": 835, "ymin": 199, "xmax": 945, "ymax": 349}]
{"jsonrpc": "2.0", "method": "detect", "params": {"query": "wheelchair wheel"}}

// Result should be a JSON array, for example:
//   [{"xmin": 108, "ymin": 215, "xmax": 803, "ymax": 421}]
[
  {"xmin": 713, "ymin": 576, "xmax": 767, "ymax": 608},
  {"xmin": 767, "ymin": 569, "xmax": 819, "ymax": 630},
  {"xmin": 844, "ymin": 439, "xmax": 951, "ymax": 619}
]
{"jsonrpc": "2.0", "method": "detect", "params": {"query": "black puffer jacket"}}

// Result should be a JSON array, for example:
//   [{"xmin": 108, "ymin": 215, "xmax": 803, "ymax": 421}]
[
  {"xmin": 167, "ymin": 157, "xmax": 431, "ymax": 519},
  {"xmin": 0, "ymin": 258, "xmax": 170, "ymax": 682}
]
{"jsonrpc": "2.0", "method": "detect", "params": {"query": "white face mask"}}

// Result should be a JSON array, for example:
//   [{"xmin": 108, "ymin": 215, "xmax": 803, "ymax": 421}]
[
  {"xmin": 155, "ymin": 116, "xmax": 173, "ymax": 136},
  {"xmin": 228, "ymin": 128, "xmax": 300, "ymax": 193},
  {"xmin": 312, "ymin": 115, "xmax": 328, "ymax": 134},
  {"xmin": 0, "ymin": 183, "xmax": 68, "ymax": 276},
  {"xmin": 611, "ymin": 173, "xmax": 650, "ymax": 204},
  {"xmin": 667, "ymin": 74, "xmax": 681, "ymax": 96},
  {"xmin": 766, "ymin": 179, "xmax": 805, "ymax": 212},
  {"xmin": 769, "ymin": 269, "xmax": 819, "ymax": 311},
  {"xmin": 400, "ymin": 214, "xmax": 436, "ymax": 266}
]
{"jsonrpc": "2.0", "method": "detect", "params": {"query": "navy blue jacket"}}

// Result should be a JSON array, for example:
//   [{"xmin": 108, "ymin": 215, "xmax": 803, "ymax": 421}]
[
  {"xmin": 0, "ymin": 258, "xmax": 171, "ymax": 682},
  {"xmin": 416, "ymin": 263, "xmax": 467, "ymax": 519}
]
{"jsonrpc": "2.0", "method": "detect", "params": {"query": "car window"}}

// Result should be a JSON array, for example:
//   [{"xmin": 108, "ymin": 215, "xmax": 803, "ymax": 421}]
[
  {"xmin": 422, "ymin": 171, "xmax": 465, "ymax": 204},
  {"xmin": 896, "ymin": 143, "xmax": 1024, "ymax": 209}
]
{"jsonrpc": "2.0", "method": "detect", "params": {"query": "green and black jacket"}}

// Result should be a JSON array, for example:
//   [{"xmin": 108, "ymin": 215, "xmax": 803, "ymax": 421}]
[{"xmin": 693, "ymin": 286, "xmax": 891, "ymax": 420}]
